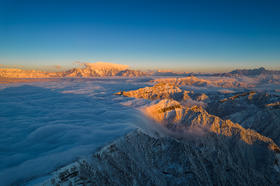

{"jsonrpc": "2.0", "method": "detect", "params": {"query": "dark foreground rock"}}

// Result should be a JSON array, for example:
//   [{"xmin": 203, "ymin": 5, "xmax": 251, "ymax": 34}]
[{"xmin": 33, "ymin": 127, "xmax": 280, "ymax": 186}]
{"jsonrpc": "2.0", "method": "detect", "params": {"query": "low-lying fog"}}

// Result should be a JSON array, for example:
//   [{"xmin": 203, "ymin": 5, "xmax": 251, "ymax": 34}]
[{"xmin": 0, "ymin": 78, "xmax": 152, "ymax": 185}]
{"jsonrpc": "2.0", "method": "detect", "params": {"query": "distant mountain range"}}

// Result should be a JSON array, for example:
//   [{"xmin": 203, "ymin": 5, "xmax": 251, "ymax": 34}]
[
  {"xmin": 1, "ymin": 63, "xmax": 279, "ymax": 78},
  {"xmin": 0, "ymin": 62, "xmax": 147, "ymax": 78},
  {"xmin": 152, "ymin": 67, "xmax": 280, "ymax": 77},
  {"xmin": 62, "ymin": 62, "xmax": 147, "ymax": 77},
  {"xmin": 219, "ymin": 67, "xmax": 280, "ymax": 77}
]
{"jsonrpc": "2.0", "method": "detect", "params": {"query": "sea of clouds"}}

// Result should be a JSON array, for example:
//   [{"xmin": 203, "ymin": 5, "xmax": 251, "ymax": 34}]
[
  {"xmin": 0, "ymin": 75, "xmax": 279, "ymax": 185},
  {"xmin": 0, "ymin": 78, "xmax": 153, "ymax": 185}
]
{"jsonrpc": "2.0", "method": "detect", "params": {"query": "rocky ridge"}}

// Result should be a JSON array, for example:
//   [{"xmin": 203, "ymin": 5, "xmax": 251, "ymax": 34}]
[
  {"xmin": 221, "ymin": 67, "xmax": 280, "ymax": 77},
  {"xmin": 115, "ymin": 83, "xmax": 190, "ymax": 101},
  {"xmin": 115, "ymin": 83, "xmax": 211, "ymax": 103},
  {"xmin": 144, "ymin": 99, "xmax": 279, "ymax": 152},
  {"xmin": 62, "ymin": 62, "xmax": 146, "ymax": 77},
  {"xmin": 0, "ymin": 62, "xmax": 147, "ymax": 78},
  {"xmin": 116, "ymin": 82, "xmax": 280, "ymax": 146},
  {"xmin": 31, "ymin": 99, "xmax": 280, "ymax": 185},
  {"xmin": 207, "ymin": 91, "xmax": 280, "ymax": 145},
  {"xmin": 29, "ymin": 94, "xmax": 280, "ymax": 185},
  {"xmin": 152, "ymin": 76, "xmax": 253, "ymax": 88}
]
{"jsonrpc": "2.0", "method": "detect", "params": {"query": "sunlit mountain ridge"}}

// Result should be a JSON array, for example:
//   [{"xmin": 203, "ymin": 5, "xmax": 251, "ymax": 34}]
[
  {"xmin": 0, "ymin": 62, "xmax": 147, "ymax": 78},
  {"xmin": 1, "ymin": 63, "xmax": 280, "ymax": 79}
]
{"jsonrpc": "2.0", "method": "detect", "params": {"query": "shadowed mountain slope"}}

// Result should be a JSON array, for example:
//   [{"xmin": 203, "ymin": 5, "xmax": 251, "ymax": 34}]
[{"xmin": 31, "ymin": 99, "xmax": 280, "ymax": 186}]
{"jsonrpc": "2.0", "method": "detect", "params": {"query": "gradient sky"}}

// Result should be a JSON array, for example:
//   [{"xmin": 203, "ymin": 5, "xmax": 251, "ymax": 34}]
[{"xmin": 0, "ymin": 0, "xmax": 280, "ymax": 72}]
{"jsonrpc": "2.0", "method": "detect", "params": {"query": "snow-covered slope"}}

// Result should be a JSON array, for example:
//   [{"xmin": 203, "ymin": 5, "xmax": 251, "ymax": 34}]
[
  {"xmin": 30, "ymin": 99, "xmax": 280, "ymax": 185},
  {"xmin": 144, "ymin": 99, "xmax": 279, "ymax": 151},
  {"xmin": 216, "ymin": 67, "xmax": 280, "ymax": 85},
  {"xmin": 207, "ymin": 92, "xmax": 280, "ymax": 145},
  {"xmin": 115, "ymin": 79, "xmax": 280, "ymax": 146},
  {"xmin": 31, "ymin": 127, "xmax": 280, "ymax": 185}
]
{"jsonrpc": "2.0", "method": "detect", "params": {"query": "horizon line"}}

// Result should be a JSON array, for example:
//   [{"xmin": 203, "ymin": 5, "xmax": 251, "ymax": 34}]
[{"xmin": 1, "ymin": 62, "xmax": 280, "ymax": 74}]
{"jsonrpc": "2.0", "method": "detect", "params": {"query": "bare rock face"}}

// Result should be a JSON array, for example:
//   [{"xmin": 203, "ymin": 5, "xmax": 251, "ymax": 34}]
[{"xmin": 116, "ymin": 83, "xmax": 191, "ymax": 101}]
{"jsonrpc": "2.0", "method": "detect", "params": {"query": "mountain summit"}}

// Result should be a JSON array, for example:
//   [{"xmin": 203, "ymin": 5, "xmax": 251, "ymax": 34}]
[
  {"xmin": 0, "ymin": 62, "xmax": 147, "ymax": 78},
  {"xmin": 63, "ymin": 62, "xmax": 130, "ymax": 77},
  {"xmin": 222, "ymin": 67, "xmax": 280, "ymax": 77}
]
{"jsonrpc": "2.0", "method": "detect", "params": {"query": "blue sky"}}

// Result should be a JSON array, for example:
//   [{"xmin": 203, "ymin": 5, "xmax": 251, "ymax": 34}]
[{"xmin": 0, "ymin": 0, "xmax": 280, "ymax": 72}]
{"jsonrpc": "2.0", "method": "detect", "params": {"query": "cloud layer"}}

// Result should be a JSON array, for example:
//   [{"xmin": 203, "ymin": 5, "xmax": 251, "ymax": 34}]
[{"xmin": 0, "ymin": 78, "xmax": 150, "ymax": 185}]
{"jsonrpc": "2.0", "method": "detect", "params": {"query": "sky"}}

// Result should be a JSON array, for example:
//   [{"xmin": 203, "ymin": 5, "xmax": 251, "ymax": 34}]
[{"xmin": 0, "ymin": 0, "xmax": 280, "ymax": 72}]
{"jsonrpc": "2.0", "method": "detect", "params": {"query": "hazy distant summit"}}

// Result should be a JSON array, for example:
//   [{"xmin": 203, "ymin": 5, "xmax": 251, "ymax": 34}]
[
  {"xmin": 0, "ymin": 68, "xmax": 61, "ymax": 78},
  {"xmin": 151, "ymin": 67, "xmax": 280, "ymax": 77},
  {"xmin": 222, "ymin": 67, "xmax": 280, "ymax": 77},
  {"xmin": 63, "ymin": 62, "xmax": 146, "ymax": 77},
  {"xmin": 0, "ymin": 62, "xmax": 147, "ymax": 78}
]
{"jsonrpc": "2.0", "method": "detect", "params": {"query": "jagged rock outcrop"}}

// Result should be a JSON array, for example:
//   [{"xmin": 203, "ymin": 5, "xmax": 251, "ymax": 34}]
[
  {"xmin": 115, "ymin": 83, "xmax": 211, "ymax": 104},
  {"xmin": 195, "ymin": 93, "xmax": 209, "ymax": 101},
  {"xmin": 115, "ymin": 83, "xmax": 191, "ymax": 101}
]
